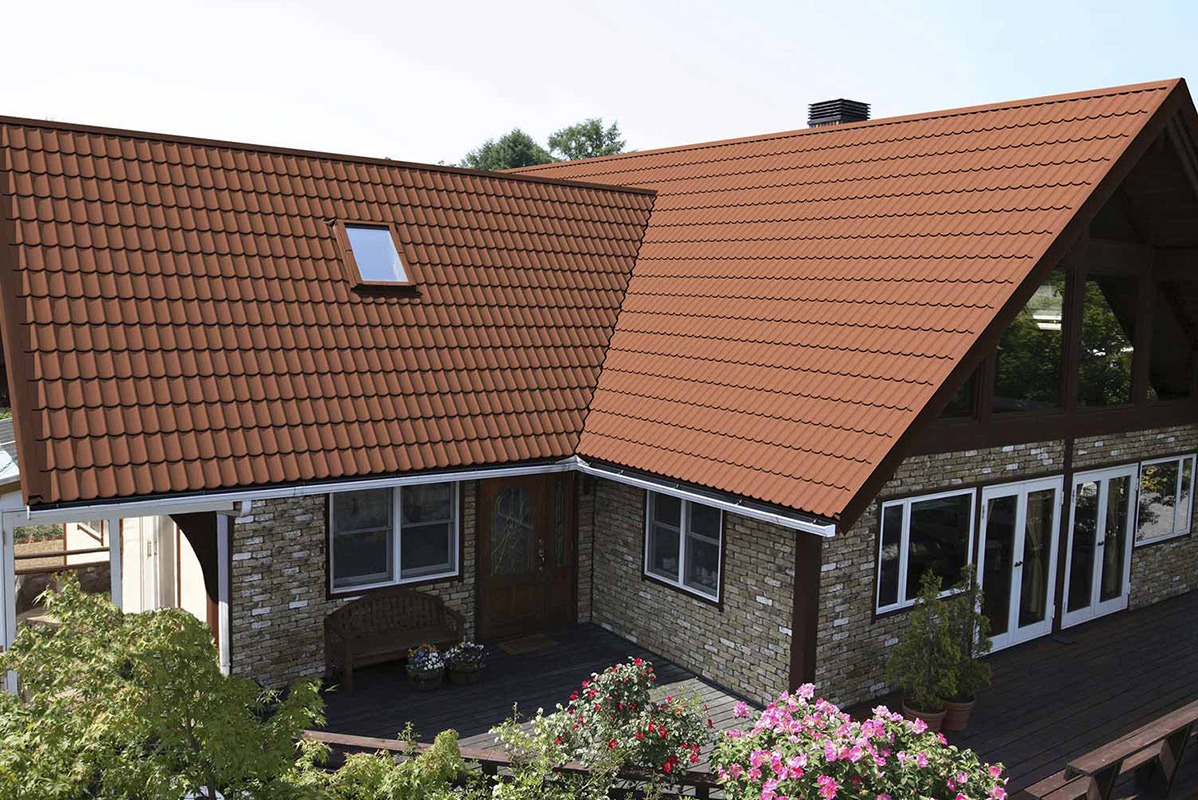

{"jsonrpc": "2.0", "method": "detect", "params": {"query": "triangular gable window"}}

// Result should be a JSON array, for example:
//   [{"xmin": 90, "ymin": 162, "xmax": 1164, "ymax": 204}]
[{"xmin": 342, "ymin": 223, "xmax": 410, "ymax": 285}]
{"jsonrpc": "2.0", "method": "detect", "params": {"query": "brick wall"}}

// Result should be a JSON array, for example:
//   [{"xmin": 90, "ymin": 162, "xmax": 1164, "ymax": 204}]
[
  {"xmin": 576, "ymin": 478, "xmax": 596, "ymax": 623},
  {"xmin": 816, "ymin": 427, "xmax": 1198, "ymax": 707},
  {"xmin": 587, "ymin": 478, "xmax": 795, "ymax": 704},
  {"xmin": 229, "ymin": 482, "xmax": 477, "ymax": 687}
]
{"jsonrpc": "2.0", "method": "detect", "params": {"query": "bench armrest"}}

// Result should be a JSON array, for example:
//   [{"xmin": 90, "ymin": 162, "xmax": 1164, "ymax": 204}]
[{"xmin": 441, "ymin": 604, "xmax": 466, "ymax": 637}]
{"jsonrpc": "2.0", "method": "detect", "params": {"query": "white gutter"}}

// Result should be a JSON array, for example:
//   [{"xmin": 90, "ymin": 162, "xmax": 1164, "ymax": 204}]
[
  {"xmin": 570, "ymin": 457, "xmax": 837, "ymax": 538},
  {"xmin": 23, "ymin": 459, "xmax": 576, "ymax": 524}
]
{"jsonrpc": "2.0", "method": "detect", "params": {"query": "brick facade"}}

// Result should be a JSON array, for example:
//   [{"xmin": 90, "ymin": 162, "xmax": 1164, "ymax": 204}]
[
  {"xmin": 228, "ymin": 482, "xmax": 477, "ymax": 687},
  {"xmin": 585, "ymin": 478, "xmax": 795, "ymax": 704},
  {"xmin": 816, "ymin": 426, "xmax": 1198, "ymax": 707}
]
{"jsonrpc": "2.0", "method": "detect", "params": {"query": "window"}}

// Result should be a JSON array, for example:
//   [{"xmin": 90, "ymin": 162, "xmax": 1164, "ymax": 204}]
[
  {"xmin": 644, "ymin": 492, "xmax": 722, "ymax": 601},
  {"xmin": 994, "ymin": 270, "xmax": 1065, "ymax": 412},
  {"xmin": 78, "ymin": 520, "xmax": 108, "ymax": 542},
  {"xmin": 1136, "ymin": 455, "xmax": 1195, "ymax": 544},
  {"xmin": 330, "ymin": 483, "xmax": 458, "ymax": 592},
  {"xmin": 876, "ymin": 490, "xmax": 974, "ymax": 613},
  {"xmin": 1148, "ymin": 280, "xmax": 1197, "ymax": 401},
  {"xmin": 939, "ymin": 371, "xmax": 975, "ymax": 418},
  {"xmin": 1078, "ymin": 274, "xmax": 1137, "ymax": 406},
  {"xmin": 344, "ymin": 224, "xmax": 410, "ymax": 284}
]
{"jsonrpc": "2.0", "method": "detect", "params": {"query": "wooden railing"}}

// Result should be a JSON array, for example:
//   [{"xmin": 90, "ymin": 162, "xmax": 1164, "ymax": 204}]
[{"xmin": 304, "ymin": 730, "xmax": 721, "ymax": 799}]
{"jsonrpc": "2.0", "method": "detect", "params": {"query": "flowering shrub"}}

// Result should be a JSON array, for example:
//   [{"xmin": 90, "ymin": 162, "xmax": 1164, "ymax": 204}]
[
  {"xmin": 445, "ymin": 641, "xmax": 486, "ymax": 670},
  {"xmin": 406, "ymin": 644, "xmax": 445, "ymax": 677},
  {"xmin": 713, "ymin": 685, "xmax": 1007, "ymax": 800}
]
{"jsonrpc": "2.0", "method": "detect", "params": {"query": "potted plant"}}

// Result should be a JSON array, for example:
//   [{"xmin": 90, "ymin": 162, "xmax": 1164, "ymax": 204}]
[
  {"xmin": 942, "ymin": 565, "xmax": 992, "ymax": 731},
  {"xmin": 445, "ymin": 641, "xmax": 486, "ymax": 685},
  {"xmin": 885, "ymin": 572, "xmax": 958, "ymax": 731},
  {"xmin": 406, "ymin": 643, "xmax": 445, "ymax": 691}
]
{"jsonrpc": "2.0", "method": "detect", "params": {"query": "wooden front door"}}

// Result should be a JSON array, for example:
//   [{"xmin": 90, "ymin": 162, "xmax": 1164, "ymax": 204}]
[{"xmin": 477, "ymin": 473, "xmax": 575, "ymax": 640}]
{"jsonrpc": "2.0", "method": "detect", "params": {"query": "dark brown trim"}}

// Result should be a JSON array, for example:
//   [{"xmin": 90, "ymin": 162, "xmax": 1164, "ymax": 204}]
[
  {"xmin": 837, "ymin": 82, "xmax": 1192, "ymax": 531},
  {"xmin": 638, "ymin": 489, "xmax": 726, "ymax": 611},
  {"xmin": 323, "ymin": 483, "xmax": 466, "ymax": 602},
  {"xmin": 787, "ymin": 533, "xmax": 822, "ymax": 688}
]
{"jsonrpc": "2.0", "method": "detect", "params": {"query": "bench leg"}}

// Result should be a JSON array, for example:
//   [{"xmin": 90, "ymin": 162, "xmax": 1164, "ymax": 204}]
[
  {"xmin": 343, "ymin": 651, "xmax": 354, "ymax": 695},
  {"xmin": 1087, "ymin": 759, "xmax": 1124, "ymax": 800},
  {"xmin": 1134, "ymin": 723, "xmax": 1192, "ymax": 798}
]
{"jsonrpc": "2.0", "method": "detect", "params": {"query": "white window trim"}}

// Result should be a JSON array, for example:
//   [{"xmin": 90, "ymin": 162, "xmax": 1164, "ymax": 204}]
[
  {"xmin": 876, "ymin": 488, "xmax": 976, "ymax": 614},
  {"xmin": 642, "ymin": 491, "xmax": 723, "ymax": 602},
  {"xmin": 1135, "ymin": 454, "xmax": 1196, "ymax": 546},
  {"xmin": 328, "ymin": 482, "xmax": 459, "ymax": 595}
]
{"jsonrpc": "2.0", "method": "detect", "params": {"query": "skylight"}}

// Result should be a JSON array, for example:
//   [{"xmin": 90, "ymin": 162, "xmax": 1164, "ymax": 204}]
[{"xmin": 345, "ymin": 224, "xmax": 410, "ymax": 284}]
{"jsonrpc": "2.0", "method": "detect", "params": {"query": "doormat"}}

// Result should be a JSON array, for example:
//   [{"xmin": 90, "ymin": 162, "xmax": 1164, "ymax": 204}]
[{"xmin": 497, "ymin": 634, "xmax": 557, "ymax": 655}]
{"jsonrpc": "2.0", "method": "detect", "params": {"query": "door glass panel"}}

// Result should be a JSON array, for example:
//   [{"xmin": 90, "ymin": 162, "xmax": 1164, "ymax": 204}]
[
  {"xmin": 982, "ymin": 494, "xmax": 1017, "ymax": 637},
  {"xmin": 1068, "ymin": 481, "xmax": 1099, "ymax": 613},
  {"xmin": 492, "ymin": 487, "xmax": 534, "ymax": 576},
  {"xmin": 553, "ymin": 479, "xmax": 566, "ymax": 567},
  {"xmin": 1099, "ymin": 476, "xmax": 1130, "ymax": 603},
  {"xmin": 1019, "ymin": 489, "xmax": 1055, "ymax": 627}
]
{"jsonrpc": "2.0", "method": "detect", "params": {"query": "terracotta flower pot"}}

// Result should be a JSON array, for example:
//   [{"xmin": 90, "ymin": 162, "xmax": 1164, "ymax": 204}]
[
  {"xmin": 901, "ymin": 700, "xmax": 947, "ymax": 732},
  {"xmin": 449, "ymin": 666, "xmax": 482, "ymax": 685},
  {"xmin": 941, "ymin": 698, "xmax": 976, "ymax": 732},
  {"xmin": 408, "ymin": 670, "xmax": 444, "ymax": 691}
]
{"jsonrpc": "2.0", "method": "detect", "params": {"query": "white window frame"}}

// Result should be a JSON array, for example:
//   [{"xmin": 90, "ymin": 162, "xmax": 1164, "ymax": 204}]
[
  {"xmin": 1135, "ymin": 454, "xmax": 1196, "ymax": 546},
  {"xmin": 328, "ymin": 482, "xmax": 459, "ymax": 595},
  {"xmin": 642, "ymin": 491, "xmax": 723, "ymax": 602},
  {"xmin": 876, "ymin": 488, "xmax": 976, "ymax": 614}
]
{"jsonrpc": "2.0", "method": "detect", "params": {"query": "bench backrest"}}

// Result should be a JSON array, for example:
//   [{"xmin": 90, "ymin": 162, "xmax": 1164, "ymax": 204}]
[
  {"xmin": 1067, "ymin": 697, "xmax": 1198, "ymax": 774},
  {"xmin": 326, "ymin": 588, "xmax": 452, "ymax": 639}
]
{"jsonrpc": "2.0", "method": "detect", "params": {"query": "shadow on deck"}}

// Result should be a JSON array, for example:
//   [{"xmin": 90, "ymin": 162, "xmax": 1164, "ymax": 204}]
[{"xmin": 321, "ymin": 625, "xmax": 747, "ymax": 754}]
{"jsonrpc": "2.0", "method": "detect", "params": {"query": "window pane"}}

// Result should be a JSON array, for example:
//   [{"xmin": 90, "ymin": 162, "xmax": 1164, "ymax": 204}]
[
  {"xmin": 401, "ymin": 523, "xmax": 453, "ymax": 579},
  {"xmin": 1148, "ymin": 281, "xmax": 1195, "ymax": 401},
  {"xmin": 878, "ymin": 504, "xmax": 903, "ymax": 608},
  {"xmin": 334, "ymin": 489, "xmax": 392, "ymax": 532},
  {"xmin": 346, "ymin": 225, "xmax": 409, "ymax": 283},
  {"xmin": 333, "ymin": 529, "xmax": 393, "ymax": 587},
  {"xmin": 994, "ymin": 270, "xmax": 1064, "ymax": 412},
  {"xmin": 904, "ymin": 494, "xmax": 971, "ymax": 601},
  {"xmin": 651, "ymin": 493, "xmax": 682, "ymax": 528},
  {"xmin": 1079, "ymin": 274, "xmax": 1136, "ymax": 406},
  {"xmin": 940, "ymin": 372, "xmax": 975, "ymax": 418},
  {"xmin": 647, "ymin": 523, "xmax": 680, "ymax": 580},
  {"xmin": 1138, "ymin": 460, "xmax": 1180, "ymax": 541},
  {"xmin": 402, "ymin": 484, "xmax": 452, "ymax": 525},
  {"xmin": 688, "ymin": 503, "xmax": 721, "ymax": 539},
  {"xmin": 492, "ymin": 487, "xmax": 534, "ymax": 576},
  {"xmin": 1179, "ymin": 458, "xmax": 1193, "ymax": 533},
  {"xmin": 684, "ymin": 534, "xmax": 720, "ymax": 597}
]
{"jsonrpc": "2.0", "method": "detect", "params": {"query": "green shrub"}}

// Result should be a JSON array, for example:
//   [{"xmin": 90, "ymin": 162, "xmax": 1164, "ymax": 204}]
[{"xmin": 885, "ymin": 572, "xmax": 959, "ymax": 712}]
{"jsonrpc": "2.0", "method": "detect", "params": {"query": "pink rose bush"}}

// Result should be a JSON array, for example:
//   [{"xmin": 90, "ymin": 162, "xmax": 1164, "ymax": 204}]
[{"xmin": 713, "ymin": 685, "xmax": 1007, "ymax": 800}]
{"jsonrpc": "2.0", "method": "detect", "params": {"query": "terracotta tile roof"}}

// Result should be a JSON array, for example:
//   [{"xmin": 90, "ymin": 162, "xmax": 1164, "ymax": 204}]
[
  {"xmin": 0, "ymin": 122, "xmax": 655, "ymax": 505},
  {"xmin": 518, "ymin": 80, "xmax": 1184, "ymax": 519}
]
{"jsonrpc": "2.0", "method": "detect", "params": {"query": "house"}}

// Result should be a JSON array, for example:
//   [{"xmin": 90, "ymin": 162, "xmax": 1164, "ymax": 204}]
[{"xmin": 0, "ymin": 78, "xmax": 1196, "ymax": 708}]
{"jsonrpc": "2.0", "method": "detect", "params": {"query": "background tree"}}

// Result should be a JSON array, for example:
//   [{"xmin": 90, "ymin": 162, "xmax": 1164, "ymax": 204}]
[
  {"xmin": 547, "ymin": 119, "xmax": 625, "ymax": 161},
  {"xmin": 460, "ymin": 129, "xmax": 555, "ymax": 171}
]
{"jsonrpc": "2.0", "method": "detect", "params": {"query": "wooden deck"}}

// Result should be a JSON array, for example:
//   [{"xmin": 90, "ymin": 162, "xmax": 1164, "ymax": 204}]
[{"xmin": 321, "ymin": 625, "xmax": 747, "ymax": 755}]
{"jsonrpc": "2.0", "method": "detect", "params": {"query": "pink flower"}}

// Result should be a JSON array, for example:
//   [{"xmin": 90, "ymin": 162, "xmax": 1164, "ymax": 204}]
[
  {"xmin": 988, "ymin": 764, "xmax": 1003, "ymax": 780},
  {"xmin": 989, "ymin": 789, "xmax": 1007, "ymax": 800},
  {"xmin": 910, "ymin": 717, "xmax": 928, "ymax": 734},
  {"xmin": 956, "ymin": 772, "xmax": 970, "ymax": 785},
  {"xmin": 734, "ymin": 701, "xmax": 751, "ymax": 718},
  {"xmin": 877, "ymin": 795, "xmax": 892, "ymax": 800},
  {"xmin": 817, "ymin": 774, "xmax": 839, "ymax": 800},
  {"xmin": 916, "ymin": 752, "xmax": 929, "ymax": 768}
]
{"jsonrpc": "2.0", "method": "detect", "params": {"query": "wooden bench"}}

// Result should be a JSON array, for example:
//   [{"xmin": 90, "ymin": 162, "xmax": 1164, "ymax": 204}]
[
  {"xmin": 1021, "ymin": 698, "xmax": 1198, "ymax": 800},
  {"xmin": 324, "ymin": 587, "xmax": 464, "ymax": 694}
]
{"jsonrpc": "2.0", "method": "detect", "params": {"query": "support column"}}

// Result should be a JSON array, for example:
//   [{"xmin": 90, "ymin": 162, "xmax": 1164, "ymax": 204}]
[
  {"xmin": 107, "ymin": 516, "xmax": 123, "ymax": 610},
  {"xmin": 1, "ymin": 512, "xmax": 16, "ymax": 693},
  {"xmin": 216, "ymin": 513, "xmax": 231, "ymax": 675}
]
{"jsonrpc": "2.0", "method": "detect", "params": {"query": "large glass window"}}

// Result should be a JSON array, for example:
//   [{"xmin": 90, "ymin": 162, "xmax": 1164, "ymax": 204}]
[
  {"xmin": 1148, "ymin": 281, "xmax": 1196, "ymax": 401},
  {"xmin": 330, "ymin": 483, "xmax": 458, "ymax": 592},
  {"xmin": 1078, "ymin": 274, "xmax": 1137, "ymax": 406},
  {"xmin": 994, "ymin": 270, "xmax": 1065, "ymax": 412},
  {"xmin": 345, "ymin": 224, "xmax": 409, "ymax": 284},
  {"xmin": 644, "ymin": 492, "xmax": 722, "ymax": 601},
  {"xmin": 876, "ymin": 490, "xmax": 974, "ymax": 612},
  {"xmin": 1136, "ymin": 455, "xmax": 1196, "ymax": 544}
]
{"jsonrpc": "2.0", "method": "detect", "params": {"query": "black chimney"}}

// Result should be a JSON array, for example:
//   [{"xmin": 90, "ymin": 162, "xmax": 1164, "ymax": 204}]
[{"xmin": 808, "ymin": 99, "xmax": 870, "ymax": 127}]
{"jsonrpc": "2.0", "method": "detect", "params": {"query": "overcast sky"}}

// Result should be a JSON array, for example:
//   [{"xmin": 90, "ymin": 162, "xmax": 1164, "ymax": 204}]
[{"xmin": 5, "ymin": 0, "xmax": 1197, "ymax": 165}]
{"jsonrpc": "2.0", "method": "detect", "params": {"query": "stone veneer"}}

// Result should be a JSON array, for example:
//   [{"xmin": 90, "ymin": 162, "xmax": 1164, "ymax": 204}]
[
  {"xmin": 585, "ymin": 478, "xmax": 796, "ymax": 704},
  {"xmin": 229, "ymin": 482, "xmax": 477, "ymax": 687},
  {"xmin": 816, "ymin": 425, "xmax": 1198, "ymax": 707}
]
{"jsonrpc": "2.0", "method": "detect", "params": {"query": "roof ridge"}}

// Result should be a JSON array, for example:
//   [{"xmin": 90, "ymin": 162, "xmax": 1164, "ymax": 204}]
[
  {"xmin": 514, "ymin": 79, "xmax": 1181, "ymax": 176},
  {"xmin": 0, "ymin": 114, "xmax": 656, "ymax": 198}
]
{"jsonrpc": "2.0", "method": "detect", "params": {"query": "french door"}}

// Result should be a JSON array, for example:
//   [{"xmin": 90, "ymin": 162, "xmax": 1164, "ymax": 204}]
[
  {"xmin": 978, "ymin": 477, "xmax": 1062, "ymax": 651},
  {"xmin": 1062, "ymin": 465, "xmax": 1136, "ymax": 629}
]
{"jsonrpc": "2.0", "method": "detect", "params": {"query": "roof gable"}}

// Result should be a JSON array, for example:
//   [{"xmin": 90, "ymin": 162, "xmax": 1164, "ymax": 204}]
[{"xmin": 520, "ymin": 80, "xmax": 1186, "ymax": 519}]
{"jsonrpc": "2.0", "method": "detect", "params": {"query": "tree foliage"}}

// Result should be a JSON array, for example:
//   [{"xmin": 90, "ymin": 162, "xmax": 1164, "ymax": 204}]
[
  {"xmin": 0, "ymin": 578, "xmax": 324, "ymax": 799},
  {"xmin": 460, "ymin": 129, "xmax": 554, "ymax": 171},
  {"xmin": 460, "ymin": 118, "xmax": 627, "ymax": 170},
  {"xmin": 547, "ymin": 119, "xmax": 625, "ymax": 161}
]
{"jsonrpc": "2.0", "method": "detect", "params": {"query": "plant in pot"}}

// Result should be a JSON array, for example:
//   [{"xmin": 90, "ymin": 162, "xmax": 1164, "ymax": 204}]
[
  {"xmin": 885, "ymin": 571, "xmax": 959, "ymax": 732},
  {"xmin": 942, "ymin": 565, "xmax": 992, "ymax": 731},
  {"xmin": 445, "ymin": 641, "xmax": 486, "ymax": 685},
  {"xmin": 406, "ymin": 643, "xmax": 445, "ymax": 691}
]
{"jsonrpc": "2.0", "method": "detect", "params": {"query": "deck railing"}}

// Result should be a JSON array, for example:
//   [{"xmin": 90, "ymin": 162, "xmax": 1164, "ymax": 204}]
[{"xmin": 303, "ymin": 729, "xmax": 721, "ymax": 799}]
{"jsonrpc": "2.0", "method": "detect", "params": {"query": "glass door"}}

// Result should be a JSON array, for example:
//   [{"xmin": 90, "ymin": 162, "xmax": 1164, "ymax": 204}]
[
  {"xmin": 978, "ymin": 477, "xmax": 1062, "ymax": 651},
  {"xmin": 1062, "ymin": 465, "xmax": 1137, "ymax": 628}
]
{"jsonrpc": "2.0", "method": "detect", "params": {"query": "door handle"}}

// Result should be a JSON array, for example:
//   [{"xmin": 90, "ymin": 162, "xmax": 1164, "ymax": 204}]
[{"xmin": 1013, "ymin": 561, "xmax": 1023, "ymax": 567}]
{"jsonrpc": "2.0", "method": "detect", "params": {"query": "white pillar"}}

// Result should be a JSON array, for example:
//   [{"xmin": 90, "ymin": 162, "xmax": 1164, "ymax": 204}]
[
  {"xmin": 2, "ymin": 512, "xmax": 18, "ymax": 693},
  {"xmin": 216, "ymin": 513, "xmax": 231, "ymax": 675},
  {"xmin": 107, "ymin": 516, "xmax": 122, "ymax": 610}
]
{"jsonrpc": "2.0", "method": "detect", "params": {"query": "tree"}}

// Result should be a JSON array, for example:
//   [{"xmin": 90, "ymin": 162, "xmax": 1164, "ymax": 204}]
[
  {"xmin": 547, "ymin": 119, "xmax": 625, "ymax": 161},
  {"xmin": 460, "ymin": 129, "xmax": 555, "ymax": 171},
  {"xmin": 0, "ymin": 578, "xmax": 324, "ymax": 800}
]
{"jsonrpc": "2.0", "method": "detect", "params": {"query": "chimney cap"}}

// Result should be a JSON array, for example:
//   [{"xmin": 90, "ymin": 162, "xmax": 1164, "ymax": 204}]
[{"xmin": 808, "ymin": 99, "xmax": 870, "ymax": 127}]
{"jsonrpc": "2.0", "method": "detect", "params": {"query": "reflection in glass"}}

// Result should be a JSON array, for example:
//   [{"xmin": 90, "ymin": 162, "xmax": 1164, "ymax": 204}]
[
  {"xmin": 1148, "ymin": 280, "xmax": 1195, "ymax": 401},
  {"xmin": 905, "ymin": 494, "xmax": 971, "ymax": 602},
  {"xmin": 492, "ymin": 487, "xmax": 534, "ymax": 576},
  {"xmin": 940, "ymin": 373, "xmax": 975, "ymax": 418},
  {"xmin": 647, "ymin": 493, "xmax": 681, "ymax": 579},
  {"xmin": 1068, "ymin": 482, "xmax": 1098, "ymax": 613},
  {"xmin": 1079, "ymin": 275, "xmax": 1136, "ymax": 406},
  {"xmin": 982, "ymin": 495, "xmax": 1017, "ymax": 636},
  {"xmin": 878, "ymin": 505, "xmax": 903, "ymax": 608},
  {"xmin": 995, "ymin": 270, "xmax": 1064, "ymax": 412},
  {"xmin": 1137, "ymin": 460, "xmax": 1180, "ymax": 542},
  {"xmin": 1099, "ymin": 477, "xmax": 1130, "ymax": 603},
  {"xmin": 1019, "ymin": 489, "xmax": 1055, "ymax": 627}
]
